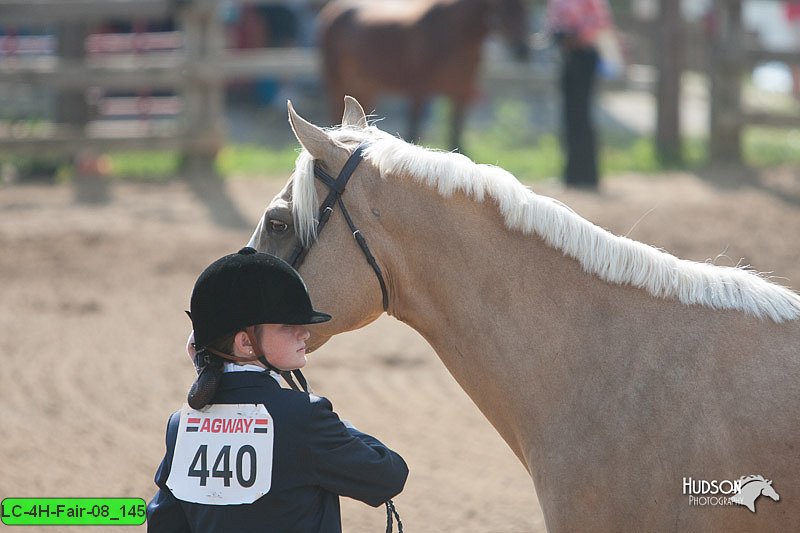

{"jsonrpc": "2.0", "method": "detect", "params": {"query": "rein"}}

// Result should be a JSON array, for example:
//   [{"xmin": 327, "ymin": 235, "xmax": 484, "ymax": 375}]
[
  {"xmin": 287, "ymin": 143, "xmax": 389, "ymax": 312},
  {"xmin": 286, "ymin": 143, "xmax": 400, "ymax": 532}
]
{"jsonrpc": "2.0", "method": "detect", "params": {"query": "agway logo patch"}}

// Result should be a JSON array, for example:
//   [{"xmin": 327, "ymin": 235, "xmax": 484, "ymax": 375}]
[
  {"xmin": 186, "ymin": 417, "xmax": 269, "ymax": 434},
  {"xmin": 167, "ymin": 404, "xmax": 274, "ymax": 505},
  {"xmin": 683, "ymin": 475, "xmax": 780, "ymax": 512}
]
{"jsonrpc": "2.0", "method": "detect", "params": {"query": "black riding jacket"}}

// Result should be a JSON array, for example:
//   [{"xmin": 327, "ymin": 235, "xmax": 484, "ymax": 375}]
[{"xmin": 146, "ymin": 371, "xmax": 408, "ymax": 532}]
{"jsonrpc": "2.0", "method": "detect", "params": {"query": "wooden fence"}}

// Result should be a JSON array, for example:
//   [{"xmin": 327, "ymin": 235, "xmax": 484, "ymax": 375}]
[
  {"xmin": 0, "ymin": 0, "xmax": 356, "ymax": 178},
  {"xmin": 621, "ymin": 0, "xmax": 800, "ymax": 166},
  {"xmin": 3, "ymin": 0, "xmax": 796, "ymax": 178},
  {"xmin": 709, "ymin": 0, "xmax": 800, "ymax": 164},
  {"xmin": 0, "ymin": 0, "xmax": 557, "ymax": 178}
]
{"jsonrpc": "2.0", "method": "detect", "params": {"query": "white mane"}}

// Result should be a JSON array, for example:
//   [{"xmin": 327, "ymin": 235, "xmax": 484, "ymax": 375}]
[{"xmin": 291, "ymin": 126, "xmax": 800, "ymax": 323}]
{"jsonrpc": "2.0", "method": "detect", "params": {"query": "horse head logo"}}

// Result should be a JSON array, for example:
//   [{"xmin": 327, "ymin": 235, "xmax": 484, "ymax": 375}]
[{"xmin": 730, "ymin": 475, "xmax": 780, "ymax": 513}]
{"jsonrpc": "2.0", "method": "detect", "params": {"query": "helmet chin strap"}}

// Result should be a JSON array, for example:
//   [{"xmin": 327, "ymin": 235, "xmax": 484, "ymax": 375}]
[
  {"xmin": 245, "ymin": 326, "xmax": 309, "ymax": 394},
  {"xmin": 202, "ymin": 327, "xmax": 309, "ymax": 393}
]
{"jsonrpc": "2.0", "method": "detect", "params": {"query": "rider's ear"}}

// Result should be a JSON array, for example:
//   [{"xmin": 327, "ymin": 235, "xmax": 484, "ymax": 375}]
[
  {"xmin": 341, "ymin": 96, "xmax": 368, "ymax": 129},
  {"xmin": 288, "ymin": 100, "xmax": 349, "ymax": 164},
  {"xmin": 233, "ymin": 330, "xmax": 252, "ymax": 354}
]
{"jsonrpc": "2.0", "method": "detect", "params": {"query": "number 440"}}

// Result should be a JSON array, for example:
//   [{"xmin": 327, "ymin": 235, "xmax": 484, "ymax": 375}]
[{"xmin": 188, "ymin": 445, "xmax": 257, "ymax": 488}]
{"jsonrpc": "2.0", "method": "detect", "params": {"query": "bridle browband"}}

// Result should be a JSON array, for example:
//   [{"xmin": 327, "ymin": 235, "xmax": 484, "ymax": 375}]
[{"xmin": 287, "ymin": 142, "xmax": 389, "ymax": 312}]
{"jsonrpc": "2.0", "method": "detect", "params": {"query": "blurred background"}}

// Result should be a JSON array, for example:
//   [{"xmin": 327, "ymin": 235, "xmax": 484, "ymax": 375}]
[
  {"xmin": 3, "ymin": 0, "xmax": 800, "ymax": 184},
  {"xmin": 2, "ymin": 3, "xmax": 800, "ymax": 532}
]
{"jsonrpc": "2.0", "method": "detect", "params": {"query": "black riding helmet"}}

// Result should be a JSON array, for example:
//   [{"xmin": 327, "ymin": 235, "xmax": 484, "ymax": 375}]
[
  {"xmin": 189, "ymin": 247, "xmax": 331, "ymax": 349},
  {"xmin": 186, "ymin": 247, "xmax": 328, "ymax": 408}
]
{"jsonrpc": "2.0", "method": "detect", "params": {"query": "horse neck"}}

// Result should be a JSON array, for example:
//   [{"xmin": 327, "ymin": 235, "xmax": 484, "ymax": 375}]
[
  {"xmin": 741, "ymin": 482, "xmax": 763, "ymax": 497},
  {"xmin": 371, "ymin": 171, "xmax": 800, "ymax": 484},
  {"xmin": 375, "ymin": 175, "xmax": 615, "ymax": 462},
  {"xmin": 735, "ymin": 484, "xmax": 759, "ymax": 509}
]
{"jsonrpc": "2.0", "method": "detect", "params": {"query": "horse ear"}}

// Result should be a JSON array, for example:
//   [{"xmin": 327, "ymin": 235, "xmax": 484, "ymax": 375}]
[
  {"xmin": 342, "ymin": 96, "xmax": 368, "ymax": 129},
  {"xmin": 287, "ymin": 100, "xmax": 346, "ymax": 162}
]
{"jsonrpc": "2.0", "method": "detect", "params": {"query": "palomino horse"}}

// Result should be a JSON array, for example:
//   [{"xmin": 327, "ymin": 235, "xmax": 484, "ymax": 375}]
[
  {"xmin": 248, "ymin": 98, "xmax": 800, "ymax": 531},
  {"xmin": 317, "ymin": 0, "xmax": 529, "ymax": 152}
]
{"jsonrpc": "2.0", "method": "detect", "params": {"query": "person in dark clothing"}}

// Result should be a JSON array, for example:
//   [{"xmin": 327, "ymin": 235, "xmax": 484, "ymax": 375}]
[
  {"xmin": 558, "ymin": 44, "xmax": 600, "ymax": 188},
  {"xmin": 547, "ymin": 0, "xmax": 615, "ymax": 189},
  {"xmin": 147, "ymin": 247, "xmax": 408, "ymax": 532}
]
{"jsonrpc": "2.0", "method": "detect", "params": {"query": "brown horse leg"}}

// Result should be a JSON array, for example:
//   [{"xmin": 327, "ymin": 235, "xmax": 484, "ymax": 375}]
[
  {"xmin": 408, "ymin": 98, "xmax": 426, "ymax": 144},
  {"xmin": 449, "ymin": 98, "xmax": 467, "ymax": 154}
]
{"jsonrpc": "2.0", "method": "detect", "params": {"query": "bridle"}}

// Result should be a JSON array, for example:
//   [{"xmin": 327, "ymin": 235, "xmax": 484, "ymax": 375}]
[
  {"xmin": 283, "ymin": 143, "xmax": 402, "ymax": 532},
  {"xmin": 286, "ymin": 142, "xmax": 389, "ymax": 312},
  {"xmin": 256, "ymin": 143, "xmax": 387, "ymax": 395},
  {"xmin": 208, "ymin": 140, "xmax": 390, "ymax": 391}
]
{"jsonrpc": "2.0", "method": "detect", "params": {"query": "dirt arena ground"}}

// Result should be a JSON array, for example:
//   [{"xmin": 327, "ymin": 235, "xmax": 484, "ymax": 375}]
[{"xmin": 2, "ymin": 165, "xmax": 799, "ymax": 533}]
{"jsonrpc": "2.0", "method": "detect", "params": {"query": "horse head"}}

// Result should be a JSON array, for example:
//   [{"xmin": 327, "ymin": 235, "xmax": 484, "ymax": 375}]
[
  {"xmin": 761, "ymin": 479, "xmax": 780, "ymax": 502},
  {"xmin": 249, "ymin": 97, "xmax": 388, "ymax": 352}
]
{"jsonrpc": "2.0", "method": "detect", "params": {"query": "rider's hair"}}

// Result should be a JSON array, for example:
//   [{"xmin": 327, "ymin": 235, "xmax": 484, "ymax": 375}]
[
  {"xmin": 207, "ymin": 332, "xmax": 237, "ymax": 358},
  {"xmin": 186, "ymin": 334, "xmax": 232, "ymax": 410},
  {"xmin": 207, "ymin": 325, "xmax": 265, "ymax": 359},
  {"xmin": 187, "ymin": 326, "xmax": 269, "ymax": 410}
]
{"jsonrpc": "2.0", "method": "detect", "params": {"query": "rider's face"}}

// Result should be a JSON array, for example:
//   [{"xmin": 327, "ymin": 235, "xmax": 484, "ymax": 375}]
[{"xmin": 254, "ymin": 324, "xmax": 311, "ymax": 371}]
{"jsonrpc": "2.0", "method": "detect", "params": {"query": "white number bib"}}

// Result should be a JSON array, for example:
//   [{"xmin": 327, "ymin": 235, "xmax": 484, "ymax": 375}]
[{"xmin": 166, "ymin": 404, "xmax": 274, "ymax": 505}]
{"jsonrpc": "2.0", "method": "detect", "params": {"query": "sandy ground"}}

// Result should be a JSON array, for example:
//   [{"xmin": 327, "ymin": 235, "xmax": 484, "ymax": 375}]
[{"xmin": 1, "ymin": 165, "xmax": 799, "ymax": 533}]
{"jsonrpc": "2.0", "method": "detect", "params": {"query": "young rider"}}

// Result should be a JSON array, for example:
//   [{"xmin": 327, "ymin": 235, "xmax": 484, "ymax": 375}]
[{"xmin": 147, "ymin": 247, "xmax": 408, "ymax": 532}]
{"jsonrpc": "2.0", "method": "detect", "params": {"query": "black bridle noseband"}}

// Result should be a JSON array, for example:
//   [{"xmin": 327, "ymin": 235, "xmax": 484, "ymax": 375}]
[{"xmin": 287, "ymin": 143, "xmax": 389, "ymax": 312}]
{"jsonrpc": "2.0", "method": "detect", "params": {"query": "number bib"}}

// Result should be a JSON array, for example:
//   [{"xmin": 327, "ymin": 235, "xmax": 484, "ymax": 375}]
[{"xmin": 166, "ymin": 404, "xmax": 274, "ymax": 505}]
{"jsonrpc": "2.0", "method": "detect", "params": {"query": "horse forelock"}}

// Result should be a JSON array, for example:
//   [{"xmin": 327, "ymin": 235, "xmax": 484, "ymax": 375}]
[
  {"xmin": 291, "ymin": 123, "xmax": 800, "ymax": 323},
  {"xmin": 291, "ymin": 149, "xmax": 318, "ymax": 247},
  {"xmin": 291, "ymin": 125, "xmax": 388, "ymax": 247}
]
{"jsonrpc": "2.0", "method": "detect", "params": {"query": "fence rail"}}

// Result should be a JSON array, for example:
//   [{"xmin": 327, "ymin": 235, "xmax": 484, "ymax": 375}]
[
  {"xmin": 0, "ymin": 0, "xmax": 555, "ymax": 175},
  {"xmin": 0, "ymin": 48, "xmax": 319, "ymax": 90},
  {"xmin": 3, "ymin": 0, "xmax": 795, "ymax": 172},
  {"xmin": 0, "ymin": 0, "xmax": 228, "ymax": 174},
  {"xmin": 0, "ymin": 0, "xmax": 175, "ymax": 25},
  {"xmin": 0, "ymin": 0, "xmax": 323, "ymax": 24},
  {"xmin": 708, "ymin": 0, "xmax": 800, "ymax": 163}
]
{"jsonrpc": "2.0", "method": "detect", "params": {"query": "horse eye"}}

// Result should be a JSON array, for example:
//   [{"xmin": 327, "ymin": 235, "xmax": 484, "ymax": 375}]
[{"xmin": 269, "ymin": 220, "xmax": 288, "ymax": 233}]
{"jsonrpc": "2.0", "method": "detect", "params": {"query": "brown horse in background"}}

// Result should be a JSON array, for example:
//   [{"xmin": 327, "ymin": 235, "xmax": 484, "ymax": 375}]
[{"xmin": 318, "ymin": 0, "xmax": 530, "ymax": 152}]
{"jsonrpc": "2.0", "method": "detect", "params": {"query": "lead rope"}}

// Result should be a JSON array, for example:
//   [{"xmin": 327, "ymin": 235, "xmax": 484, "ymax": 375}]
[
  {"xmin": 275, "ymin": 366, "xmax": 401, "ymax": 532},
  {"xmin": 285, "ymin": 370, "xmax": 403, "ymax": 533},
  {"xmin": 290, "ymin": 373, "xmax": 403, "ymax": 533},
  {"xmin": 279, "ymin": 369, "xmax": 309, "ymax": 393},
  {"xmin": 385, "ymin": 499, "xmax": 403, "ymax": 533},
  {"xmin": 285, "ymin": 367, "xmax": 402, "ymax": 533},
  {"xmin": 285, "ymin": 144, "xmax": 398, "ymax": 531}
]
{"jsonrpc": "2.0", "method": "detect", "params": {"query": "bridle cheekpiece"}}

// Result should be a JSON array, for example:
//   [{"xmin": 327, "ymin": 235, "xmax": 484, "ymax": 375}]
[{"xmin": 287, "ymin": 142, "xmax": 389, "ymax": 312}]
